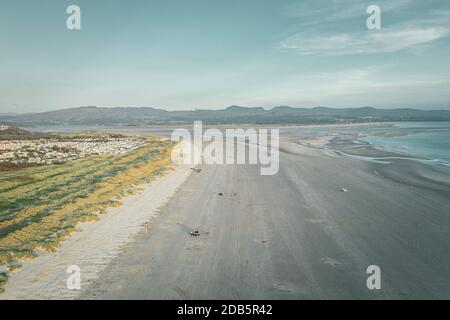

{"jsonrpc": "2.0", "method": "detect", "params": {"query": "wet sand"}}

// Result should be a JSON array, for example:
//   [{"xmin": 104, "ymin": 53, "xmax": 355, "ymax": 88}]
[{"xmin": 79, "ymin": 138, "xmax": 450, "ymax": 299}]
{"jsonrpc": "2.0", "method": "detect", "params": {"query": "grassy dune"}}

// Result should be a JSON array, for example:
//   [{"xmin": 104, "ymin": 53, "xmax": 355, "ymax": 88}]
[{"xmin": 0, "ymin": 137, "xmax": 175, "ymax": 291}]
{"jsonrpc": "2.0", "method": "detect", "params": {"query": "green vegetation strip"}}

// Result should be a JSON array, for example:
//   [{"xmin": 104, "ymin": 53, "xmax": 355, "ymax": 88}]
[{"xmin": 0, "ymin": 138, "xmax": 175, "ymax": 292}]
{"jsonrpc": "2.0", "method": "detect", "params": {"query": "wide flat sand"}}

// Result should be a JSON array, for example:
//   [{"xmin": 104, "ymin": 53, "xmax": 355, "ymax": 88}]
[
  {"xmin": 79, "ymin": 138, "xmax": 450, "ymax": 299},
  {"xmin": 3, "ymin": 134, "xmax": 450, "ymax": 299}
]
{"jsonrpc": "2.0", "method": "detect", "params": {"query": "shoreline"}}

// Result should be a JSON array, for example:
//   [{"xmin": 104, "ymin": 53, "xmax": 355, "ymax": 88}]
[{"xmin": 298, "ymin": 128, "xmax": 450, "ymax": 170}]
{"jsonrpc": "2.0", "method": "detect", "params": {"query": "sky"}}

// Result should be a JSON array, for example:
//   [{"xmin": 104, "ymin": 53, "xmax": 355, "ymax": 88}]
[{"xmin": 1, "ymin": 0, "xmax": 450, "ymax": 113}]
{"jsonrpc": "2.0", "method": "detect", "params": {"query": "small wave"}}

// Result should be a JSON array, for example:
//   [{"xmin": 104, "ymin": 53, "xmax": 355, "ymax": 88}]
[{"xmin": 335, "ymin": 151, "xmax": 391, "ymax": 164}]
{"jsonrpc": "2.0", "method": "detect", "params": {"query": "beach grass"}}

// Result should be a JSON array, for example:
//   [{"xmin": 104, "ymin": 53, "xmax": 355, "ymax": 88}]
[{"xmin": 0, "ymin": 137, "xmax": 175, "ymax": 287}]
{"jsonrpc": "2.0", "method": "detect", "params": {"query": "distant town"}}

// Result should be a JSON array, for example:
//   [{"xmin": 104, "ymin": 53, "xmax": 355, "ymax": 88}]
[{"xmin": 0, "ymin": 125, "xmax": 147, "ymax": 165}]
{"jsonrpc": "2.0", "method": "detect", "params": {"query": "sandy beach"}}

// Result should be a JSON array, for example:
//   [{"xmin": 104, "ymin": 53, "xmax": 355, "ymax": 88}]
[
  {"xmin": 1, "ymin": 132, "xmax": 449, "ymax": 299},
  {"xmin": 77, "ymin": 135, "xmax": 449, "ymax": 299}
]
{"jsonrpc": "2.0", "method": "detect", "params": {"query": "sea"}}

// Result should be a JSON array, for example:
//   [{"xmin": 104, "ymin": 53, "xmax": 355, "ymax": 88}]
[{"xmin": 359, "ymin": 122, "xmax": 450, "ymax": 166}]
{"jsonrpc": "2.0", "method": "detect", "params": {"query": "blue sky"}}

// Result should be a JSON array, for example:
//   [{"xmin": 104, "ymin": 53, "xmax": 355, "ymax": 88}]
[{"xmin": 1, "ymin": 0, "xmax": 450, "ymax": 113}]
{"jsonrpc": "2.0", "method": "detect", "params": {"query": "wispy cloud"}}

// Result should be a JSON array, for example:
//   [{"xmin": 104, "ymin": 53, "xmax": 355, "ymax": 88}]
[
  {"xmin": 280, "ymin": 0, "xmax": 414, "ymax": 25},
  {"xmin": 278, "ymin": 0, "xmax": 450, "ymax": 56},
  {"xmin": 280, "ymin": 25, "xmax": 449, "ymax": 56}
]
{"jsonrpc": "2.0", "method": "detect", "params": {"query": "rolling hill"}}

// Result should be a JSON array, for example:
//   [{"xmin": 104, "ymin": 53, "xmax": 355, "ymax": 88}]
[{"xmin": 1, "ymin": 106, "xmax": 449, "ymax": 126}]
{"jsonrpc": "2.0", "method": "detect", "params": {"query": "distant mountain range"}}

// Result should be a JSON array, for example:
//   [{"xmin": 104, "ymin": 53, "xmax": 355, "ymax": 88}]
[{"xmin": 1, "ymin": 106, "xmax": 450, "ymax": 126}]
